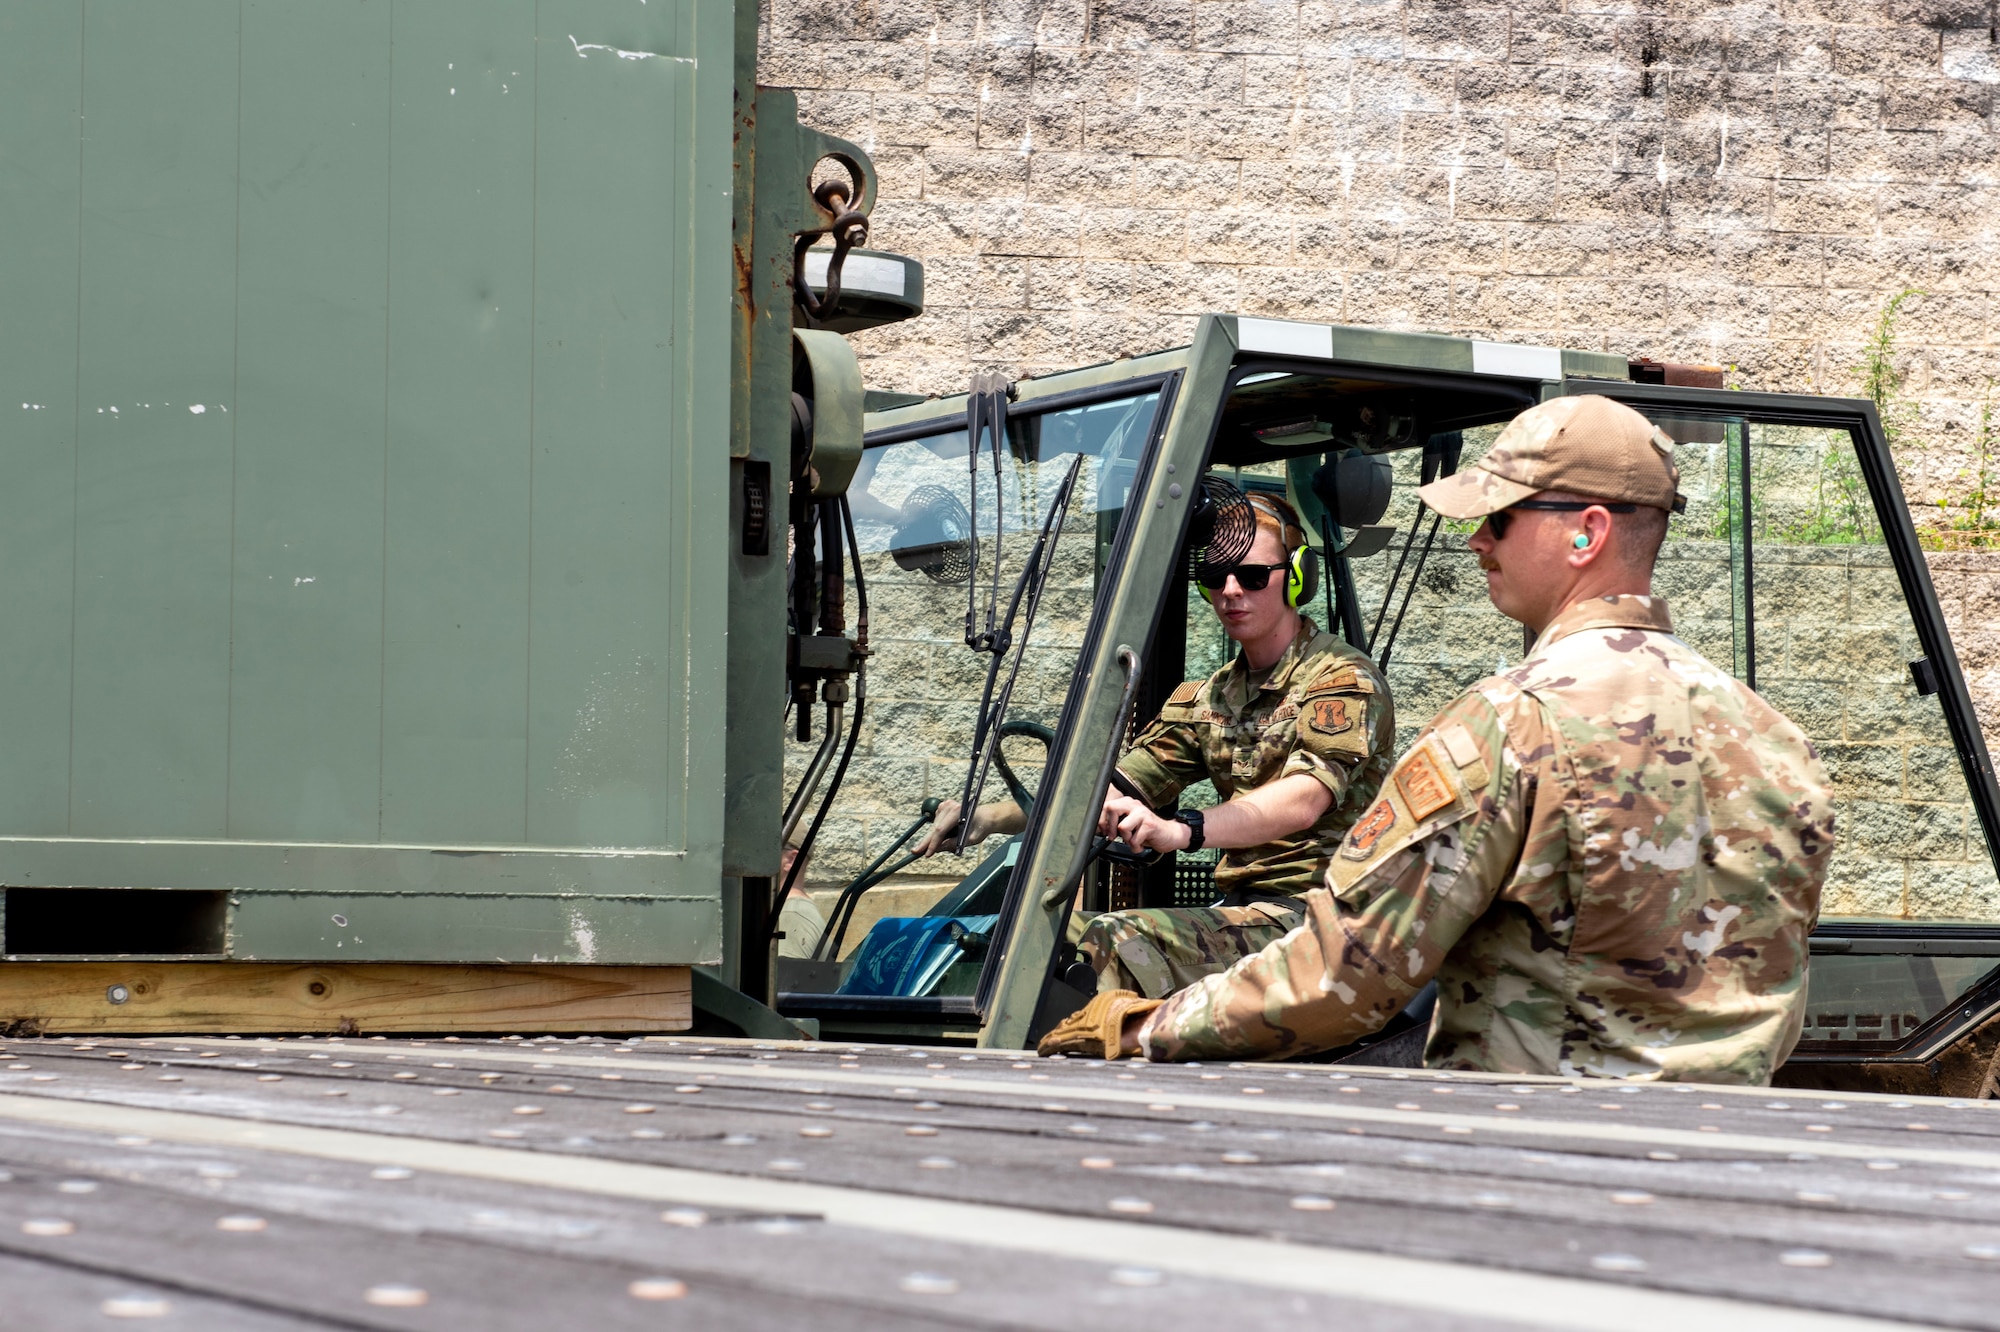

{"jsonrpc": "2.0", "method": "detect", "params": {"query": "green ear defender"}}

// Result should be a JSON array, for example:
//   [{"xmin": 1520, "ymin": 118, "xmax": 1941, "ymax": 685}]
[
  {"xmin": 1573, "ymin": 532, "xmax": 1591, "ymax": 550},
  {"xmin": 1287, "ymin": 545, "xmax": 1319, "ymax": 608}
]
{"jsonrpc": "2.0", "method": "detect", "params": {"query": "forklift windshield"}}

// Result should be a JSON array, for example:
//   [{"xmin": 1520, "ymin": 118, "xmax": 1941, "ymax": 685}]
[{"xmin": 775, "ymin": 382, "xmax": 1167, "ymax": 1015}]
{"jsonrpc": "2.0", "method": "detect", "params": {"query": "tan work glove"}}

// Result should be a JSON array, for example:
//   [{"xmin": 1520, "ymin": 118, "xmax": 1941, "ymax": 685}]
[{"xmin": 1036, "ymin": 990, "xmax": 1162, "ymax": 1060}]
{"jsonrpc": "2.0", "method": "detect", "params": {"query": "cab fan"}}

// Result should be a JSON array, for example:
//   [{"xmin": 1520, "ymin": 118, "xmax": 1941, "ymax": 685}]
[
  {"xmin": 1187, "ymin": 474, "xmax": 1256, "ymax": 581},
  {"xmin": 889, "ymin": 485, "xmax": 974, "ymax": 585}
]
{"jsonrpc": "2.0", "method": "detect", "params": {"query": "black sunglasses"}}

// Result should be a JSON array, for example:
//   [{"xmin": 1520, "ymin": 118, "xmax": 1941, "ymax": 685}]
[
  {"xmin": 1197, "ymin": 560, "xmax": 1290, "ymax": 592},
  {"xmin": 1485, "ymin": 500, "xmax": 1636, "ymax": 540}
]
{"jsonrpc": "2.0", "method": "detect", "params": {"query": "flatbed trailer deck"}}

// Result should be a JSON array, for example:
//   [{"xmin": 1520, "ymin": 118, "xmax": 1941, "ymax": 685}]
[{"xmin": 0, "ymin": 1037, "xmax": 1995, "ymax": 1329}]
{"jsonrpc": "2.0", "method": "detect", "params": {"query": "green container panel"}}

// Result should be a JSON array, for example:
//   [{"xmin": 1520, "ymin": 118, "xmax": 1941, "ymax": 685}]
[{"xmin": 0, "ymin": 0, "xmax": 733, "ymax": 961}]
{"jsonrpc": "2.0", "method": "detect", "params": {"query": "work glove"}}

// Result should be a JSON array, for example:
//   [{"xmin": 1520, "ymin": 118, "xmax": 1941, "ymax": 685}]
[{"xmin": 1036, "ymin": 989, "xmax": 1162, "ymax": 1060}]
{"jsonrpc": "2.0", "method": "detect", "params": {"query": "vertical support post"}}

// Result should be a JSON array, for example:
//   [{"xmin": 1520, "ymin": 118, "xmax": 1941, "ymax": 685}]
[{"xmin": 1726, "ymin": 419, "xmax": 1757, "ymax": 690}]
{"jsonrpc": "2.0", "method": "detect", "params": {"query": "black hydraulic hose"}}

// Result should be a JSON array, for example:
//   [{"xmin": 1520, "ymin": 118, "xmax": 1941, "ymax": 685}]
[
  {"xmin": 819, "ymin": 834, "xmax": 930, "ymax": 962},
  {"xmin": 818, "ymin": 497, "xmax": 845, "ymax": 637},
  {"xmin": 767, "ymin": 496, "xmax": 868, "ymax": 947},
  {"xmin": 843, "ymin": 492, "xmax": 869, "ymax": 651}
]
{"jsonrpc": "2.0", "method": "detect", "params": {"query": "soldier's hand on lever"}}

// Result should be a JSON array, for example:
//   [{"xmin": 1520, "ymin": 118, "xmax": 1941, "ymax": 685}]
[
  {"xmin": 1100, "ymin": 775, "xmax": 1332, "ymax": 856},
  {"xmin": 1099, "ymin": 793, "xmax": 1187, "ymax": 855},
  {"xmin": 916, "ymin": 798, "xmax": 1026, "ymax": 857}
]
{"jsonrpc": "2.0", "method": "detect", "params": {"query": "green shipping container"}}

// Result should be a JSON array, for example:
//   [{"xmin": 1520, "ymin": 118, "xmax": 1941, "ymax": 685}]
[{"xmin": 0, "ymin": 0, "xmax": 821, "ymax": 994}]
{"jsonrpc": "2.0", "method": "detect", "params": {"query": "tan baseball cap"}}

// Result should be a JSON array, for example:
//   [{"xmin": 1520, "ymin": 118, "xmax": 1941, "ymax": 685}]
[{"xmin": 1416, "ymin": 395, "xmax": 1685, "ymax": 521}]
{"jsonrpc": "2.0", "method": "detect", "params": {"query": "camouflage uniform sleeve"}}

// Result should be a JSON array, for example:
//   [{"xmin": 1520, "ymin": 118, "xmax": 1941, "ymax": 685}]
[
  {"xmin": 1114, "ymin": 681, "xmax": 1208, "ymax": 809},
  {"xmin": 1279, "ymin": 659, "xmax": 1388, "ymax": 804},
  {"xmin": 1135, "ymin": 690, "xmax": 1531, "ymax": 1062}
]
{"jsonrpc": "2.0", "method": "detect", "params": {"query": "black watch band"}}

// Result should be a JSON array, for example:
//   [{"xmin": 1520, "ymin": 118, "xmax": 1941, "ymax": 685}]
[{"xmin": 1173, "ymin": 808, "xmax": 1206, "ymax": 853}]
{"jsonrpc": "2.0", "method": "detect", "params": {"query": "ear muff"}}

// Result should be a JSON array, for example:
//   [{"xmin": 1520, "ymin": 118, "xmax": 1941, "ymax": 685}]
[{"xmin": 1288, "ymin": 546, "xmax": 1319, "ymax": 609}]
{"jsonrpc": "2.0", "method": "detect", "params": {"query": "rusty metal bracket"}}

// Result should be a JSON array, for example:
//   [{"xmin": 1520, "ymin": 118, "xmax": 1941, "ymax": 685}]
[{"xmin": 792, "ymin": 168, "xmax": 869, "ymax": 326}]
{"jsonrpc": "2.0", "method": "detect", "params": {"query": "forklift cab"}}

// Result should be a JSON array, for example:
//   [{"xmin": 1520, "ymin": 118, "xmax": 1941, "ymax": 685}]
[{"xmin": 778, "ymin": 313, "xmax": 2000, "ymax": 1093}]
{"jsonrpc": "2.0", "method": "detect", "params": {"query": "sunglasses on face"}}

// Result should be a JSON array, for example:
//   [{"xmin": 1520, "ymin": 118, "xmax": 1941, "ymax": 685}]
[
  {"xmin": 1484, "ymin": 500, "xmax": 1637, "ymax": 540},
  {"xmin": 1197, "ymin": 560, "xmax": 1290, "ymax": 592}
]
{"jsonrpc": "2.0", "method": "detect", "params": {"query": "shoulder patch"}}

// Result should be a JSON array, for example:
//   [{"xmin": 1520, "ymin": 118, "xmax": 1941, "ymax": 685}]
[
  {"xmin": 1305, "ymin": 695, "xmax": 1356, "ymax": 737},
  {"xmin": 1438, "ymin": 722, "xmax": 1482, "ymax": 770},
  {"xmin": 1394, "ymin": 746, "xmax": 1457, "ymax": 821},
  {"xmin": 1166, "ymin": 681, "xmax": 1201, "ymax": 708},
  {"xmin": 1340, "ymin": 797, "xmax": 1399, "ymax": 860},
  {"xmin": 1303, "ymin": 665, "xmax": 1367, "ymax": 698}
]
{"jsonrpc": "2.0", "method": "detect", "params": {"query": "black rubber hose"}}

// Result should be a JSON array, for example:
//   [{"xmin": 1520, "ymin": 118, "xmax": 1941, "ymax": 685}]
[{"xmin": 767, "ymin": 496, "xmax": 867, "ymax": 947}]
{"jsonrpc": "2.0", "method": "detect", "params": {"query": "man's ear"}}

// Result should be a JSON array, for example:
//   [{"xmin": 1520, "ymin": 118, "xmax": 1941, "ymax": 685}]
[{"xmin": 1566, "ymin": 505, "xmax": 1617, "ymax": 568}]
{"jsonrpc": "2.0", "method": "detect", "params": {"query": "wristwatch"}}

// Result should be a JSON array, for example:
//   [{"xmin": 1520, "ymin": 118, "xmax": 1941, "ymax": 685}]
[{"xmin": 1172, "ymin": 808, "xmax": 1206, "ymax": 853}]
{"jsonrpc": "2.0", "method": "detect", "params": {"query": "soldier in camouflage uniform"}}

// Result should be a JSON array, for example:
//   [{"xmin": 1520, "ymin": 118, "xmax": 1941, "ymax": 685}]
[
  {"xmin": 1041, "ymin": 396, "xmax": 1836, "ymax": 1085},
  {"xmin": 923, "ymin": 493, "xmax": 1395, "ymax": 998}
]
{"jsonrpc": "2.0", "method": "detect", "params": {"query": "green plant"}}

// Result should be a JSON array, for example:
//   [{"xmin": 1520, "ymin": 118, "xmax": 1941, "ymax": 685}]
[
  {"xmin": 1925, "ymin": 378, "xmax": 2000, "ymax": 550},
  {"xmin": 1858, "ymin": 287, "xmax": 1921, "ymax": 450}
]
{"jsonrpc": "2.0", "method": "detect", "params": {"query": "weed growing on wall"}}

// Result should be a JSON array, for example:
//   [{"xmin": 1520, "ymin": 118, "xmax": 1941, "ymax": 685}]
[{"xmin": 1932, "ymin": 379, "xmax": 2000, "ymax": 550}]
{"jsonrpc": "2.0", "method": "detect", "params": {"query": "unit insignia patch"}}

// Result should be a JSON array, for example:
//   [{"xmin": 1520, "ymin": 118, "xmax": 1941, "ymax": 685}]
[
  {"xmin": 1341, "ymin": 797, "xmax": 1398, "ymax": 860},
  {"xmin": 1394, "ymin": 746, "xmax": 1456, "ymax": 821},
  {"xmin": 1307, "ymin": 697, "xmax": 1353, "ymax": 736}
]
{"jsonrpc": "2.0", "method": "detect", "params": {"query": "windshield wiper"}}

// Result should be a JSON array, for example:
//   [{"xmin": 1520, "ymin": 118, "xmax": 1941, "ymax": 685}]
[{"xmin": 950, "ymin": 450, "xmax": 1088, "ymax": 853}]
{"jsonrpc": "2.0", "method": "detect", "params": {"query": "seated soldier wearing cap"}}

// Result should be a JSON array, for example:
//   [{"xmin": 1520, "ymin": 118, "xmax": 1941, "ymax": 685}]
[
  {"xmin": 1042, "ymin": 396, "xmax": 1837, "ymax": 1085},
  {"xmin": 920, "ymin": 493, "xmax": 1396, "ymax": 999}
]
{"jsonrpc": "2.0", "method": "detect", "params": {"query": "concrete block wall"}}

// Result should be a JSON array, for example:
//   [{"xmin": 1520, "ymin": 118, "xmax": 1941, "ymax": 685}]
[
  {"xmin": 762, "ymin": 1, "xmax": 2000, "ymax": 928},
  {"xmin": 761, "ymin": 0, "xmax": 2000, "ymax": 509}
]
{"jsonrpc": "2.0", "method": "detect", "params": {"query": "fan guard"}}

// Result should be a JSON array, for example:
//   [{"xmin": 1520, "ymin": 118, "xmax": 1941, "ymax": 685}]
[
  {"xmin": 1187, "ymin": 474, "xmax": 1257, "ymax": 580},
  {"xmin": 889, "ymin": 485, "xmax": 974, "ymax": 585}
]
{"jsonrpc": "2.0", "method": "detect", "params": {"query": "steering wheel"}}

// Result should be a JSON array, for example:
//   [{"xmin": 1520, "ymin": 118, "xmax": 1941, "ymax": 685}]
[{"xmin": 993, "ymin": 719, "xmax": 1056, "ymax": 815}]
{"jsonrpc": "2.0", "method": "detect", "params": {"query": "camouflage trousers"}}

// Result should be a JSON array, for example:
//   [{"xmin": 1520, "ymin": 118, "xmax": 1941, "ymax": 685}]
[{"xmin": 1074, "ymin": 898, "xmax": 1306, "ymax": 999}]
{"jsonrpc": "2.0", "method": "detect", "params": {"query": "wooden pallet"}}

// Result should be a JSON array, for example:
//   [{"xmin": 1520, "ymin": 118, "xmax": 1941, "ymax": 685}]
[{"xmin": 0, "ymin": 962, "xmax": 692, "ymax": 1035}]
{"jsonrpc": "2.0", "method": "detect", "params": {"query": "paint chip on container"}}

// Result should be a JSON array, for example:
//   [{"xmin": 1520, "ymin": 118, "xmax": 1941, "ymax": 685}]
[
  {"xmin": 1290, "ymin": 1195, "xmax": 1336, "ymax": 1212},
  {"xmin": 1779, "ymin": 1250, "xmax": 1832, "ymax": 1268},
  {"xmin": 1108, "ymin": 1197, "xmax": 1154, "ymax": 1214},
  {"xmin": 364, "ymin": 1285, "xmax": 429, "ymax": 1307},
  {"xmin": 660, "ymin": 1208, "xmax": 707, "ymax": 1227},
  {"xmin": 217, "ymin": 1216, "xmax": 267, "ymax": 1232},
  {"xmin": 1591, "ymin": 1254, "xmax": 1647, "ymax": 1273},
  {"xmin": 370, "ymin": 1167, "xmax": 414, "ymax": 1181},
  {"xmin": 628, "ymin": 1278, "xmax": 687, "ymax": 1300},
  {"xmin": 100, "ymin": 1295, "xmax": 171, "ymax": 1318},
  {"xmin": 623, "ymin": 1103, "xmax": 656, "ymax": 1114},
  {"xmin": 900, "ymin": 1273, "xmax": 959, "ymax": 1295},
  {"xmin": 21, "ymin": 1218, "xmax": 74, "ymax": 1236},
  {"xmin": 1110, "ymin": 1267, "xmax": 1163, "ymax": 1287}
]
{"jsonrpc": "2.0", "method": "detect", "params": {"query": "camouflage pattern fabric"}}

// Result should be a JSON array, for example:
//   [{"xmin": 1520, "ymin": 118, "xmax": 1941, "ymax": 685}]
[
  {"xmin": 1115, "ymin": 617, "xmax": 1394, "ymax": 898},
  {"xmin": 1135, "ymin": 595, "xmax": 1836, "ymax": 1085},
  {"xmin": 1078, "ymin": 897, "xmax": 1304, "ymax": 998}
]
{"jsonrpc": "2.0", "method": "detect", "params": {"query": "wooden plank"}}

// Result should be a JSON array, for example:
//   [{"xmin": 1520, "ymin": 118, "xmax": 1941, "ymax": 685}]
[{"xmin": 0, "ymin": 963, "xmax": 691, "ymax": 1034}]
